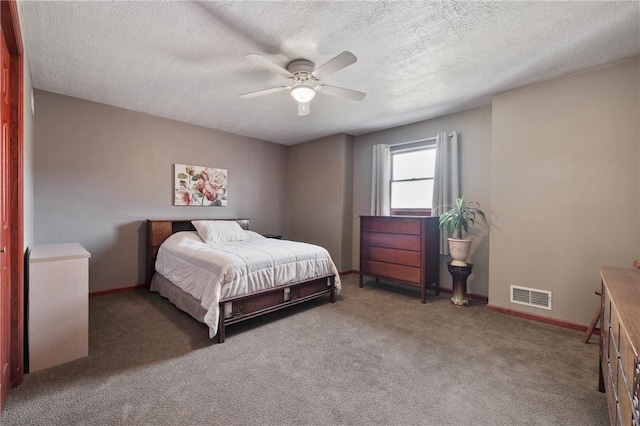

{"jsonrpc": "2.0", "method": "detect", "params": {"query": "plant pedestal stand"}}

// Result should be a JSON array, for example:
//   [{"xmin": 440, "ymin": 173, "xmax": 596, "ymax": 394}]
[{"xmin": 447, "ymin": 263, "xmax": 473, "ymax": 306}]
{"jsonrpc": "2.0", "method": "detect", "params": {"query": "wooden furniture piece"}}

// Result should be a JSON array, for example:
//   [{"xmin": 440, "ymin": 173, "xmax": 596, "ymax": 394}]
[
  {"xmin": 263, "ymin": 234, "xmax": 282, "ymax": 239},
  {"xmin": 598, "ymin": 266, "xmax": 640, "ymax": 426},
  {"xmin": 27, "ymin": 243, "xmax": 90, "ymax": 372},
  {"xmin": 586, "ymin": 260, "xmax": 640, "ymax": 344},
  {"xmin": 359, "ymin": 216, "xmax": 439, "ymax": 303},
  {"xmin": 448, "ymin": 263, "xmax": 472, "ymax": 306},
  {"xmin": 146, "ymin": 219, "xmax": 336, "ymax": 342}
]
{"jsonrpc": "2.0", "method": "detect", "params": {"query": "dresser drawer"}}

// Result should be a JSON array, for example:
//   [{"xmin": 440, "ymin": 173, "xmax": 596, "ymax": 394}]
[
  {"xmin": 606, "ymin": 363, "xmax": 618, "ymax": 426},
  {"xmin": 620, "ymin": 329, "xmax": 637, "ymax": 395},
  {"xmin": 362, "ymin": 217, "xmax": 421, "ymax": 234},
  {"xmin": 603, "ymin": 297, "xmax": 612, "ymax": 359},
  {"xmin": 362, "ymin": 232, "xmax": 421, "ymax": 251},
  {"xmin": 361, "ymin": 246, "xmax": 421, "ymax": 267},
  {"xmin": 619, "ymin": 385, "xmax": 633, "ymax": 426},
  {"xmin": 362, "ymin": 260, "xmax": 421, "ymax": 284},
  {"xmin": 611, "ymin": 309, "xmax": 622, "ymax": 390},
  {"xmin": 634, "ymin": 361, "xmax": 639, "ymax": 425},
  {"xmin": 603, "ymin": 363, "xmax": 618, "ymax": 425}
]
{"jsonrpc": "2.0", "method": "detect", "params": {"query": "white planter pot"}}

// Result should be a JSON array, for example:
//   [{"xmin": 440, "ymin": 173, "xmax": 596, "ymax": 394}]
[{"xmin": 448, "ymin": 238, "xmax": 471, "ymax": 266}]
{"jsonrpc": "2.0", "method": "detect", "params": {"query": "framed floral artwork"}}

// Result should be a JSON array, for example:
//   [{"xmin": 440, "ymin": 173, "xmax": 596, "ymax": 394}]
[{"xmin": 174, "ymin": 164, "xmax": 227, "ymax": 206}]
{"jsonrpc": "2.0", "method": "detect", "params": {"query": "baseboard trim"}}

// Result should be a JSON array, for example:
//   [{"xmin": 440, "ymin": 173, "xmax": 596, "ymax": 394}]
[
  {"xmin": 486, "ymin": 304, "xmax": 592, "ymax": 333},
  {"xmin": 339, "ymin": 270, "xmax": 358, "ymax": 276},
  {"xmin": 89, "ymin": 284, "xmax": 146, "ymax": 298}
]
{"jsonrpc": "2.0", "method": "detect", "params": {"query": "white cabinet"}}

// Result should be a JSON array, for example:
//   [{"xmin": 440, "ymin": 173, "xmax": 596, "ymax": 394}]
[{"xmin": 28, "ymin": 243, "xmax": 90, "ymax": 372}]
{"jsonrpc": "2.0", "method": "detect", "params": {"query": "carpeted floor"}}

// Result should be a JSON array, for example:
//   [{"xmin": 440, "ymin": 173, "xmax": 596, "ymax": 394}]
[{"xmin": 2, "ymin": 275, "xmax": 608, "ymax": 425}]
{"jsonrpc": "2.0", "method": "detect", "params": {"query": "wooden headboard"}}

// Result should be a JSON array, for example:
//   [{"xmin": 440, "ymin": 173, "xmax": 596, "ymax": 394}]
[{"xmin": 145, "ymin": 218, "xmax": 250, "ymax": 287}]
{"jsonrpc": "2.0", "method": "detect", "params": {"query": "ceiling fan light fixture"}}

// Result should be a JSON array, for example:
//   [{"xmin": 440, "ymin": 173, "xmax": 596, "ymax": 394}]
[
  {"xmin": 242, "ymin": 52, "xmax": 365, "ymax": 116},
  {"xmin": 290, "ymin": 85, "xmax": 316, "ymax": 103}
]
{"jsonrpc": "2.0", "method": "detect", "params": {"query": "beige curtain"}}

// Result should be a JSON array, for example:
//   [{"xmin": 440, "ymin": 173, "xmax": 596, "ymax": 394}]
[
  {"xmin": 432, "ymin": 131, "xmax": 460, "ymax": 255},
  {"xmin": 371, "ymin": 144, "xmax": 391, "ymax": 215}
]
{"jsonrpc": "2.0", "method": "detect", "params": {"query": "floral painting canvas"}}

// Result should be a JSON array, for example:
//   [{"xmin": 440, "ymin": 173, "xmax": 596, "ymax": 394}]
[{"xmin": 174, "ymin": 164, "xmax": 227, "ymax": 206}]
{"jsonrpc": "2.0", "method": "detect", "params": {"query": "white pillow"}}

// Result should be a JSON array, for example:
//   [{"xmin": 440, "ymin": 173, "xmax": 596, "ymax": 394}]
[
  {"xmin": 244, "ymin": 230, "xmax": 266, "ymax": 240},
  {"xmin": 191, "ymin": 220, "xmax": 249, "ymax": 244}
]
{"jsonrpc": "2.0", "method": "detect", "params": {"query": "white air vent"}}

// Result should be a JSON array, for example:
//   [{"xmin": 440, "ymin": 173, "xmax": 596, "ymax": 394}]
[{"xmin": 510, "ymin": 285, "xmax": 552, "ymax": 310}]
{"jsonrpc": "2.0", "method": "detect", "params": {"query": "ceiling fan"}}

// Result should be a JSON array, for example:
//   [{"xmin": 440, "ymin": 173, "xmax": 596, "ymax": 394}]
[{"xmin": 240, "ymin": 51, "xmax": 366, "ymax": 116}]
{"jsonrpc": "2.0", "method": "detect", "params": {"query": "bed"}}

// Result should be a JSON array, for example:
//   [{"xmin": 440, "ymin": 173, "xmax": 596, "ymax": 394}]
[{"xmin": 145, "ymin": 218, "xmax": 340, "ymax": 342}]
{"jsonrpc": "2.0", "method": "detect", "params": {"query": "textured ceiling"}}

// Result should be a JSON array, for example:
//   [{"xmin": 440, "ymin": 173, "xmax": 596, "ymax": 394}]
[{"xmin": 18, "ymin": 1, "xmax": 640, "ymax": 145}]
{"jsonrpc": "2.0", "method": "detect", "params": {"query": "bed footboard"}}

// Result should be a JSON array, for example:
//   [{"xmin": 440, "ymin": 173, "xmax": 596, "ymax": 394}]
[{"xmin": 217, "ymin": 275, "xmax": 336, "ymax": 343}]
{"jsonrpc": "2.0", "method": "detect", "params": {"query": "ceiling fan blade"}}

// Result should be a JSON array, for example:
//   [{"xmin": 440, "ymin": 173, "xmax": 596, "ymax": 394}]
[
  {"xmin": 311, "ymin": 51, "xmax": 357, "ymax": 80},
  {"xmin": 240, "ymin": 86, "xmax": 289, "ymax": 98},
  {"xmin": 318, "ymin": 85, "xmax": 366, "ymax": 101},
  {"xmin": 246, "ymin": 53, "xmax": 293, "ymax": 79},
  {"xmin": 298, "ymin": 102, "xmax": 310, "ymax": 116}
]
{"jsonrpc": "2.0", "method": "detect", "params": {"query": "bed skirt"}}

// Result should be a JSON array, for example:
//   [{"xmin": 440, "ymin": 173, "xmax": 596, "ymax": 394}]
[
  {"xmin": 150, "ymin": 272, "xmax": 209, "ymax": 323},
  {"xmin": 150, "ymin": 272, "xmax": 336, "ymax": 342}
]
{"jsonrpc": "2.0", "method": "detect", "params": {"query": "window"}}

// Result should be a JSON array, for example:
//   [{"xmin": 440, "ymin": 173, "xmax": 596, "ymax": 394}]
[{"xmin": 390, "ymin": 144, "xmax": 436, "ymax": 216}]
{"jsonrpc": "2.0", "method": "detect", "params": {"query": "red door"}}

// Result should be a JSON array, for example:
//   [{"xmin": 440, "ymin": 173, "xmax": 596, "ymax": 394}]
[{"xmin": 0, "ymin": 30, "xmax": 11, "ymax": 410}]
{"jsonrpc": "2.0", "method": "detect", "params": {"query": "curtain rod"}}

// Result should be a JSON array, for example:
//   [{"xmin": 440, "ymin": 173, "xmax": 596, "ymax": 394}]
[{"xmin": 390, "ymin": 133, "xmax": 453, "ymax": 148}]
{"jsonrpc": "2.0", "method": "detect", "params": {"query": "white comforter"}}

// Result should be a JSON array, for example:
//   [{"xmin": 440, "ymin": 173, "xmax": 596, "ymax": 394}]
[{"xmin": 155, "ymin": 231, "xmax": 341, "ymax": 338}]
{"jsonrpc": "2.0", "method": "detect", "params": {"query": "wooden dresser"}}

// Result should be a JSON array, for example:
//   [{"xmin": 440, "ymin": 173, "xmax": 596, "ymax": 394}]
[
  {"xmin": 359, "ymin": 216, "xmax": 439, "ymax": 303},
  {"xmin": 599, "ymin": 266, "xmax": 640, "ymax": 426}
]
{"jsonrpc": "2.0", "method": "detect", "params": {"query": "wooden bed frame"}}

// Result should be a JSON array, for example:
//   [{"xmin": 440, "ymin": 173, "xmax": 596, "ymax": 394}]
[{"xmin": 146, "ymin": 218, "xmax": 337, "ymax": 342}]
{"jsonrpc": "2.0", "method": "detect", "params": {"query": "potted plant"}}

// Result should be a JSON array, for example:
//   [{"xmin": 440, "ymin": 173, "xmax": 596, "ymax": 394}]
[{"xmin": 437, "ymin": 196, "xmax": 487, "ymax": 266}]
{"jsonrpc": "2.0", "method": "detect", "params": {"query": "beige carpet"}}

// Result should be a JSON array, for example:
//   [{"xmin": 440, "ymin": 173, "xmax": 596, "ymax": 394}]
[{"xmin": 2, "ymin": 275, "xmax": 608, "ymax": 425}]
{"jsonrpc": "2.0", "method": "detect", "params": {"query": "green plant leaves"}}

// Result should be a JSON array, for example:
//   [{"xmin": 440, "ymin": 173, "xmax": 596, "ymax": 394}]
[{"xmin": 437, "ymin": 196, "xmax": 487, "ymax": 239}]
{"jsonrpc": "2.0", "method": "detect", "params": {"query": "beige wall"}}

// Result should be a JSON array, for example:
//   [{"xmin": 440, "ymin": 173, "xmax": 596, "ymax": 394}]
[
  {"xmin": 352, "ymin": 106, "xmax": 492, "ymax": 296},
  {"xmin": 30, "ymin": 55, "xmax": 640, "ymax": 327},
  {"xmin": 288, "ymin": 134, "xmax": 354, "ymax": 271},
  {"xmin": 33, "ymin": 90, "xmax": 289, "ymax": 292},
  {"xmin": 489, "ymin": 58, "xmax": 640, "ymax": 324}
]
